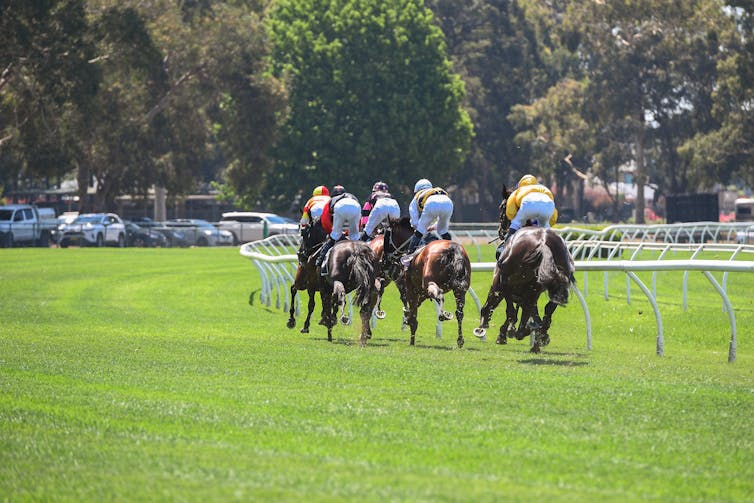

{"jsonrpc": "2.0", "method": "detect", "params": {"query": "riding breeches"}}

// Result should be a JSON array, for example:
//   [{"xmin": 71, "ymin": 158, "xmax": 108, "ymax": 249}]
[
  {"xmin": 363, "ymin": 198, "xmax": 400, "ymax": 237},
  {"xmin": 330, "ymin": 198, "xmax": 362, "ymax": 240},
  {"xmin": 416, "ymin": 195, "xmax": 453, "ymax": 236},
  {"xmin": 510, "ymin": 192, "xmax": 555, "ymax": 231}
]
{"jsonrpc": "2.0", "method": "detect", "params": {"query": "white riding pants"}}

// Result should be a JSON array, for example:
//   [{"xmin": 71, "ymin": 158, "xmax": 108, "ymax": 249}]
[
  {"xmin": 416, "ymin": 195, "xmax": 453, "ymax": 236},
  {"xmin": 364, "ymin": 198, "xmax": 401, "ymax": 236},
  {"xmin": 510, "ymin": 192, "xmax": 555, "ymax": 231},
  {"xmin": 330, "ymin": 198, "xmax": 362, "ymax": 240}
]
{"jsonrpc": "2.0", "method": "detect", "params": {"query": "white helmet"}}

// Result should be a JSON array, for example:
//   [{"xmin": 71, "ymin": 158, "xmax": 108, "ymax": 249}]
[{"xmin": 414, "ymin": 178, "xmax": 432, "ymax": 193}]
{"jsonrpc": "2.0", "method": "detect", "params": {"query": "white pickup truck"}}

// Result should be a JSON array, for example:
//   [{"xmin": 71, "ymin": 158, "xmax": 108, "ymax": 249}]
[
  {"xmin": 216, "ymin": 211, "xmax": 299, "ymax": 244},
  {"xmin": 0, "ymin": 204, "xmax": 58, "ymax": 247}
]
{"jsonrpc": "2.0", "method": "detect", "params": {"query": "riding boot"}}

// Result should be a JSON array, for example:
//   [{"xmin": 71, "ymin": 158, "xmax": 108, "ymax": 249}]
[
  {"xmin": 315, "ymin": 237, "xmax": 335, "ymax": 269},
  {"xmin": 495, "ymin": 228, "xmax": 516, "ymax": 261},
  {"xmin": 359, "ymin": 232, "xmax": 371, "ymax": 242},
  {"xmin": 440, "ymin": 232, "xmax": 452, "ymax": 241},
  {"xmin": 405, "ymin": 230, "xmax": 423, "ymax": 254}
]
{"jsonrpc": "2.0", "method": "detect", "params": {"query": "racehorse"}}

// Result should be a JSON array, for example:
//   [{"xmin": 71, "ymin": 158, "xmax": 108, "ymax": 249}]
[
  {"xmin": 398, "ymin": 231, "xmax": 471, "ymax": 348},
  {"xmin": 287, "ymin": 221, "xmax": 328, "ymax": 333},
  {"xmin": 473, "ymin": 185, "xmax": 575, "ymax": 353},
  {"xmin": 319, "ymin": 240, "xmax": 380, "ymax": 345},
  {"xmin": 368, "ymin": 217, "xmax": 414, "ymax": 323}
]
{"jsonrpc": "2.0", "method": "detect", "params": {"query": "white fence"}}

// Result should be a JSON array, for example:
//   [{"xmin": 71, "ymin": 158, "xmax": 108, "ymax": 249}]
[{"xmin": 241, "ymin": 225, "xmax": 754, "ymax": 362}]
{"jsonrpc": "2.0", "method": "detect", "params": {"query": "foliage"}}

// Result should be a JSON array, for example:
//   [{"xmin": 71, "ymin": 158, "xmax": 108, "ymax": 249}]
[
  {"xmin": 266, "ymin": 0, "xmax": 473, "ymax": 211},
  {"xmin": 0, "ymin": 247, "xmax": 753, "ymax": 500}
]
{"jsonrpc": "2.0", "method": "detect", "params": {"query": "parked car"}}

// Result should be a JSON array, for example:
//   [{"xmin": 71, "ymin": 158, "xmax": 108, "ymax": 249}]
[
  {"xmin": 124, "ymin": 222, "xmax": 169, "ymax": 247},
  {"xmin": 129, "ymin": 217, "xmax": 188, "ymax": 247},
  {"xmin": 57, "ymin": 213, "xmax": 127, "ymax": 247},
  {"xmin": 164, "ymin": 219, "xmax": 233, "ymax": 246},
  {"xmin": 734, "ymin": 228, "xmax": 754, "ymax": 244},
  {"xmin": 0, "ymin": 204, "xmax": 58, "ymax": 247},
  {"xmin": 216, "ymin": 211, "xmax": 300, "ymax": 244}
]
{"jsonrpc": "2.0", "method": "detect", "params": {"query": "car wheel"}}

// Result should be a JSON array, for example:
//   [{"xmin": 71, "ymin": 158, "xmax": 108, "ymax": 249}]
[
  {"xmin": 134, "ymin": 237, "xmax": 146, "ymax": 247},
  {"xmin": 36, "ymin": 231, "xmax": 50, "ymax": 247},
  {"xmin": 60, "ymin": 238, "xmax": 69, "ymax": 248},
  {"xmin": 95, "ymin": 233, "xmax": 104, "ymax": 247},
  {"xmin": 197, "ymin": 236, "xmax": 209, "ymax": 246},
  {"xmin": 117, "ymin": 234, "xmax": 125, "ymax": 248}
]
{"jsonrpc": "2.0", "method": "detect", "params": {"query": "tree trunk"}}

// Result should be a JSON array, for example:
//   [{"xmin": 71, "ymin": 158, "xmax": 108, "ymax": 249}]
[{"xmin": 635, "ymin": 128, "xmax": 646, "ymax": 224}]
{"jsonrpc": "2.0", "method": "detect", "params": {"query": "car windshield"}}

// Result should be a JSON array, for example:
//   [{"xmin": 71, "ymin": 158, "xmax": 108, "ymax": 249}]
[{"xmin": 73, "ymin": 215, "xmax": 103, "ymax": 224}]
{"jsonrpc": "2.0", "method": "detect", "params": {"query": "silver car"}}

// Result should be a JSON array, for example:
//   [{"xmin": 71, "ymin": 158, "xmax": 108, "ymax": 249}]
[{"xmin": 164, "ymin": 219, "xmax": 234, "ymax": 246}]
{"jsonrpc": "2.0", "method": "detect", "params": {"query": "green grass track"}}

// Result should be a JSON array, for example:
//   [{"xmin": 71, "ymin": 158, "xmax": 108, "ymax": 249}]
[{"xmin": 1, "ymin": 247, "xmax": 753, "ymax": 501}]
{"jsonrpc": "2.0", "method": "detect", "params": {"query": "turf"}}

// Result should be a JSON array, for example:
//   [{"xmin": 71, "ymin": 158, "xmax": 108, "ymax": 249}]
[{"xmin": 1, "ymin": 247, "xmax": 753, "ymax": 502}]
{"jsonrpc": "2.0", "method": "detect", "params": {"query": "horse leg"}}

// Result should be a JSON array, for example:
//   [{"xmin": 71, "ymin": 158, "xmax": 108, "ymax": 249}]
[
  {"xmin": 406, "ymin": 291, "xmax": 420, "ymax": 346},
  {"xmin": 374, "ymin": 277, "xmax": 387, "ymax": 319},
  {"xmin": 427, "ymin": 282, "xmax": 451, "ymax": 321},
  {"xmin": 498, "ymin": 299, "xmax": 518, "ymax": 345},
  {"xmin": 474, "ymin": 288, "xmax": 504, "ymax": 339},
  {"xmin": 539, "ymin": 300, "xmax": 557, "ymax": 347},
  {"xmin": 525, "ymin": 304, "xmax": 545, "ymax": 353},
  {"xmin": 287, "ymin": 284, "xmax": 298, "ymax": 329},
  {"xmin": 454, "ymin": 289, "xmax": 466, "ymax": 348},
  {"xmin": 301, "ymin": 287, "xmax": 317, "ymax": 334}
]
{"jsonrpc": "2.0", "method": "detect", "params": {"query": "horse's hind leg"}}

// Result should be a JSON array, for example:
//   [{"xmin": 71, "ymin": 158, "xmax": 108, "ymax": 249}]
[
  {"xmin": 428, "ymin": 282, "xmax": 452, "ymax": 321},
  {"xmin": 454, "ymin": 289, "xmax": 466, "ymax": 348}
]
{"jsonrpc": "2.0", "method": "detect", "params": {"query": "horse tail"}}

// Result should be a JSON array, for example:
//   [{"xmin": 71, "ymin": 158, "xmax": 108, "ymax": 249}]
[
  {"xmin": 440, "ymin": 244, "xmax": 471, "ymax": 291},
  {"xmin": 538, "ymin": 232, "xmax": 575, "ymax": 305},
  {"xmin": 347, "ymin": 250, "xmax": 375, "ymax": 306}
]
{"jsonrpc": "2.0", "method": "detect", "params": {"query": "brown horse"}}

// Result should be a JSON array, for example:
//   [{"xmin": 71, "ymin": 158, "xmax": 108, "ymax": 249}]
[
  {"xmin": 319, "ymin": 240, "xmax": 380, "ymax": 345},
  {"xmin": 287, "ymin": 221, "xmax": 328, "ymax": 333},
  {"xmin": 368, "ymin": 217, "xmax": 414, "ymax": 323},
  {"xmin": 473, "ymin": 186, "xmax": 575, "ymax": 352},
  {"xmin": 398, "ymin": 233, "xmax": 471, "ymax": 348}
]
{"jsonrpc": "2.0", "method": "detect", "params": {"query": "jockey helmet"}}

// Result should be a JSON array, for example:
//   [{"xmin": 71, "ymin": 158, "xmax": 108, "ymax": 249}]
[
  {"xmin": 517, "ymin": 174, "xmax": 538, "ymax": 187},
  {"xmin": 414, "ymin": 178, "xmax": 432, "ymax": 193},
  {"xmin": 331, "ymin": 185, "xmax": 346, "ymax": 196},
  {"xmin": 312, "ymin": 185, "xmax": 329, "ymax": 197},
  {"xmin": 372, "ymin": 181, "xmax": 389, "ymax": 193}
]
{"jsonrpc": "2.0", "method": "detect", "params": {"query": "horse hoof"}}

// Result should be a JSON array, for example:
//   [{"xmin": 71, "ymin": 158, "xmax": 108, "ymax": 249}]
[
  {"xmin": 375, "ymin": 310, "xmax": 386, "ymax": 319},
  {"xmin": 287, "ymin": 319, "xmax": 296, "ymax": 329},
  {"xmin": 340, "ymin": 316, "xmax": 351, "ymax": 325},
  {"xmin": 496, "ymin": 335, "xmax": 507, "ymax": 345},
  {"xmin": 530, "ymin": 344, "xmax": 541, "ymax": 354},
  {"xmin": 439, "ymin": 311, "xmax": 453, "ymax": 321},
  {"xmin": 473, "ymin": 327, "xmax": 487, "ymax": 339},
  {"xmin": 300, "ymin": 327, "xmax": 309, "ymax": 334},
  {"xmin": 318, "ymin": 318, "xmax": 327, "ymax": 326},
  {"xmin": 457, "ymin": 337, "xmax": 464, "ymax": 348},
  {"xmin": 539, "ymin": 333, "xmax": 551, "ymax": 346}
]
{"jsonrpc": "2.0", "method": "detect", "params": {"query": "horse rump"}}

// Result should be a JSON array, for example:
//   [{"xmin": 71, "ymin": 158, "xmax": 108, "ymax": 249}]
[{"xmin": 437, "ymin": 243, "xmax": 471, "ymax": 292}]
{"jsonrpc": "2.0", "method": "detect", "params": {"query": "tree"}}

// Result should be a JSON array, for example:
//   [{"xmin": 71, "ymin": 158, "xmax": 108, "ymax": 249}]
[
  {"xmin": 266, "ymin": 0, "xmax": 473, "ymax": 210},
  {"xmin": 562, "ymin": 0, "xmax": 734, "ymax": 222}
]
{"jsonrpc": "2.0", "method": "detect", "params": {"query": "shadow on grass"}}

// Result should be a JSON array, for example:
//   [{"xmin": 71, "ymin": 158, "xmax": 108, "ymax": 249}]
[
  {"xmin": 310, "ymin": 336, "xmax": 479, "ymax": 351},
  {"xmin": 517, "ymin": 357, "xmax": 589, "ymax": 366}
]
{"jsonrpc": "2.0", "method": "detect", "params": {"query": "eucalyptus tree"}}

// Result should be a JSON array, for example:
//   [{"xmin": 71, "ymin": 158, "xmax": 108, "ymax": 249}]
[
  {"xmin": 0, "ymin": 0, "xmax": 98, "ymax": 196},
  {"xmin": 266, "ymin": 0, "xmax": 472, "ymax": 209},
  {"xmin": 680, "ymin": 2, "xmax": 754, "ymax": 189},
  {"xmin": 563, "ymin": 0, "xmax": 735, "ymax": 222}
]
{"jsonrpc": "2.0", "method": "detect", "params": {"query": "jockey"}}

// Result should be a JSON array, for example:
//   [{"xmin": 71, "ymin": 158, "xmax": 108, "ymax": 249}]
[
  {"xmin": 406, "ymin": 178, "xmax": 454, "ymax": 254},
  {"xmin": 359, "ymin": 181, "xmax": 401, "ymax": 242},
  {"xmin": 315, "ymin": 184, "xmax": 362, "ymax": 268},
  {"xmin": 501, "ymin": 173, "xmax": 558, "ymax": 249},
  {"xmin": 300, "ymin": 185, "xmax": 330, "ymax": 229}
]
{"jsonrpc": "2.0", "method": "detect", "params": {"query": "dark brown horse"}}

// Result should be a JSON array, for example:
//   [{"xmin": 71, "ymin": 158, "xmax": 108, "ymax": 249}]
[
  {"xmin": 473, "ymin": 186, "xmax": 575, "ymax": 352},
  {"xmin": 319, "ymin": 240, "xmax": 380, "ymax": 345},
  {"xmin": 397, "ymin": 230, "xmax": 471, "ymax": 348},
  {"xmin": 287, "ymin": 221, "xmax": 329, "ymax": 333}
]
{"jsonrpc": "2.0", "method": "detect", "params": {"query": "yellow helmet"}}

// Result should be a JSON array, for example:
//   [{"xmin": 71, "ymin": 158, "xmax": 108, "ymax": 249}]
[
  {"xmin": 312, "ymin": 185, "xmax": 329, "ymax": 197},
  {"xmin": 517, "ymin": 174, "xmax": 538, "ymax": 187}
]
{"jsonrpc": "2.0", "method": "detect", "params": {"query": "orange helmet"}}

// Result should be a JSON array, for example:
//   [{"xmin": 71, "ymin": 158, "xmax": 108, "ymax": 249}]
[
  {"xmin": 312, "ymin": 185, "xmax": 329, "ymax": 196},
  {"xmin": 517, "ymin": 174, "xmax": 538, "ymax": 187}
]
